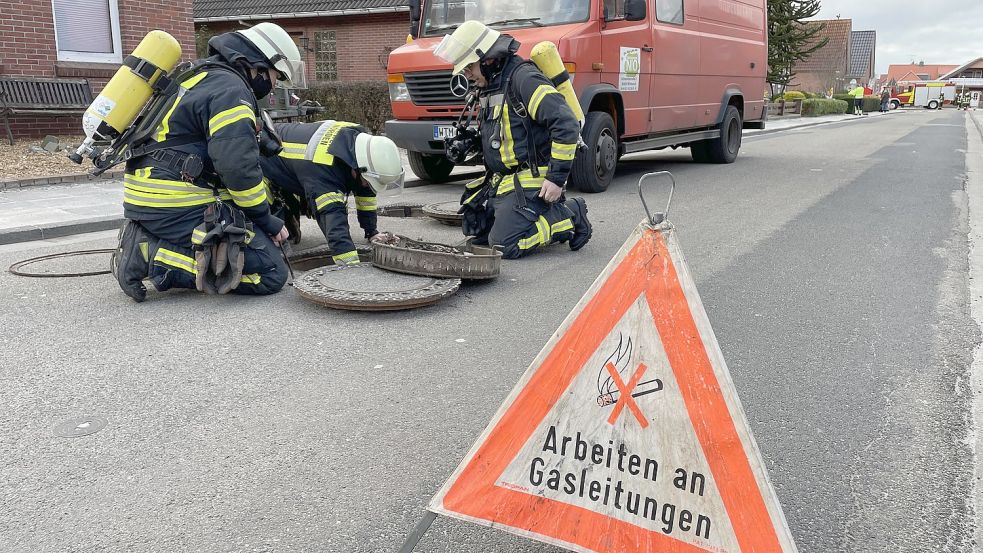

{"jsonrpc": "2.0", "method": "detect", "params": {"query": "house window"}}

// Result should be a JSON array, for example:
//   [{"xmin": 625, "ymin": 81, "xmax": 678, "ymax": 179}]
[
  {"xmin": 656, "ymin": 0, "xmax": 684, "ymax": 24},
  {"xmin": 314, "ymin": 30, "xmax": 337, "ymax": 81},
  {"xmin": 51, "ymin": 0, "xmax": 122, "ymax": 63}
]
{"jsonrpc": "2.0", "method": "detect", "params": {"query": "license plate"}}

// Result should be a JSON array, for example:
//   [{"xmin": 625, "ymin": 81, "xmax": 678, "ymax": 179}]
[{"xmin": 433, "ymin": 125, "xmax": 457, "ymax": 140}]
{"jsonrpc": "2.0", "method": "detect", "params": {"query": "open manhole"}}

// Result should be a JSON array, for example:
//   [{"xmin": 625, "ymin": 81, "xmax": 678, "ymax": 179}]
[
  {"xmin": 421, "ymin": 201, "xmax": 463, "ymax": 226},
  {"xmin": 287, "ymin": 244, "xmax": 373, "ymax": 272},
  {"xmin": 294, "ymin": 263, "xmax": 460, "ymax": 311},
  {"xmin": 377, "ymin": 203, "xmax": 427, "ymax": 218}
]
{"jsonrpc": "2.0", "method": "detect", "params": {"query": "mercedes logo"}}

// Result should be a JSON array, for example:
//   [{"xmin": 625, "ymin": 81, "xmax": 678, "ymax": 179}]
[{"xmin": 450, "ymin": 74, "xmax": 470, "ymax": 98}]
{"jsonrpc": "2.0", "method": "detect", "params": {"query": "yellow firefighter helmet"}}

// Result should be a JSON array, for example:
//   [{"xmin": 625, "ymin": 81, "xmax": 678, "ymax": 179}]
[{"xmin": 434, "ymin": 20, "xmax": 501, "ymax": 75}]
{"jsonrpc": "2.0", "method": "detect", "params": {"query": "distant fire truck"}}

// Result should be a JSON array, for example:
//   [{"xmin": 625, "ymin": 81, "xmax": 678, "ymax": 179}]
[{"xmin": 890, "ymin": 82, "xmax": 955, "ymax": 109}]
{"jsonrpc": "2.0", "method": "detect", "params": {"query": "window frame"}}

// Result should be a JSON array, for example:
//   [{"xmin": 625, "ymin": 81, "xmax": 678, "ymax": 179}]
[
  {"xmin": 655, "ymin": 0, "xmax": 685, "ymax": 25},
  {"xmin": 50, "ymin": 0, "xmax": 123, "ymax": 64},
  {"xmin": 313, "ymin": 29, "xmax": 338, "ymax": 82}
]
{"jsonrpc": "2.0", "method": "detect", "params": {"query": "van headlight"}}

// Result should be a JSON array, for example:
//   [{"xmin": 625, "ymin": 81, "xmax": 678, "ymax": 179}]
[{"xmin": 389, "ymin": 82, "xmax": 410, "ymax": 102}]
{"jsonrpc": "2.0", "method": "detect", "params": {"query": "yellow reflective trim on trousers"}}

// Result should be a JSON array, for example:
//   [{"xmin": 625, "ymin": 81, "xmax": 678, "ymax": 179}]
[
  {"xmin": 528, "ymin": 84, "xmax": 560, "ymax": 120},
  {"xmin": 551, "ymin": 218, "xmax": 574, "ymax": 234},
  {"xmin": 495, "ymin": 167, "xmax": 550, "ymax": 195},
  {"xmin": 240, "ymin": 274, "xmax": 261, "ymax": 285},
  {"xmin": 228, "ymin": 180, "xmax": 268, "ymax": 208},
  {"xmin": 551, "ymin": 141, "xmax": 577, "ymax": 161},
  {"xmin": 332, "ymin": 250, "xmax": 360, "ymax": 264},
  {"xmin": 354, "ymin": 196, "xmax": 377, "ymax": 211},
  {"xmin": 315, "ymin": 191, "xmax": 345, "ymax": 211},
  {"xmin": 500, "ymin": 106, "xmax": 518, "ymax": 168},
  {"xmin": 208, "ymin": 105, "xmax": 256, "ymax": 137},
  {"xmin": 279, "ymin": 141, "xmax": 307, "ymax": 160},
  {"xmin": 154, "ymin": 248, "xmax": 197, "ymax": 274}
]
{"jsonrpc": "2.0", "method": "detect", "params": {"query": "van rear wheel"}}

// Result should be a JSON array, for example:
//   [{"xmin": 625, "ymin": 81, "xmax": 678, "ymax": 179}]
[
  {"xmin": 705, "ymin": 105, "xmax": 742, "ymax": 164},
  {"xmin": 407, "ymin": 151, "xmax": 455, "ymax": 183},
  {"xmin": 570, "ymin": 111, "xmax": 618, "ymax": 193}
]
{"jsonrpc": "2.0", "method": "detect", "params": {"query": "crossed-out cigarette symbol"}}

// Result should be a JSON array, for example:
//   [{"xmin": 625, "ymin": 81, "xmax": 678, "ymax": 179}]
[{"xmin": 597, "ymin": 362, "xmax": 663, "ymax": 428}]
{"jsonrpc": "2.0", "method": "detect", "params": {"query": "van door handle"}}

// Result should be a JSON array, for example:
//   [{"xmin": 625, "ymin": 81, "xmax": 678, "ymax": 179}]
[{"xmin": 641, "ymin": 45, "xmax": 654, "ymax": 52}]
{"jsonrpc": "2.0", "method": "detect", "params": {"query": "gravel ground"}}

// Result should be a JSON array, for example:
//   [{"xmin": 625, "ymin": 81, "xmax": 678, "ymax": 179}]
[{"xmin": 0, "ymin": 135, "xmax": 89, "ymax": 179}]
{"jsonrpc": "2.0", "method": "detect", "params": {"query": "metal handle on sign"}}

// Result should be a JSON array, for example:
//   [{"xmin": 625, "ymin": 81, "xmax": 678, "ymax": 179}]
[{"xmin": 637, "ymin": 171, "xmax": 675, "ymax": 226}]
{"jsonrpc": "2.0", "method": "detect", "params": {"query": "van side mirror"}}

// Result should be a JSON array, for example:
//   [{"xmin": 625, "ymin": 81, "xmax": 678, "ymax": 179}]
[
  {"xmin": 624, "ymin": 0, "xmax": 646, "ymax": 21},
  {"xmin": 408, "ymin": 0, "xmax": 421, "ymax": 38}
]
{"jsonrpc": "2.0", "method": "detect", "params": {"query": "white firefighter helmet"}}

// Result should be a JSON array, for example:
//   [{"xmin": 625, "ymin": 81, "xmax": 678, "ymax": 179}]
[
  {"xmin": 434, "ymin": 20, "xmax": 501, "ymax": 75},
  {"xmin": 354, "ymin": 134, "xmax": 405, "ymax": 197},
  {"xmin": 237, "ymin": 22, "xmax": 307, "ymax": 89}
]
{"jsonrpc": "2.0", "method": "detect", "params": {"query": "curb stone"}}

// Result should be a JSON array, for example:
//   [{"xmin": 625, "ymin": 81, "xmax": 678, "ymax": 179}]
[
  {"xmin": 0, "ymin": 215, "xmax": 125, "ymax": 246},
  {"xmin": 0, "ymin": 170, "xmax": 124, "ymax": 191}
]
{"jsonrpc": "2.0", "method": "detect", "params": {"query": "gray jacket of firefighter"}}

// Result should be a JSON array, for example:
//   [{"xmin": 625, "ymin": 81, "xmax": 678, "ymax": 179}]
[
  {"xmin": 123, "ymin": 49, "xmax": 282, "ymax": 243},
  {"xmin": 478, "ymin": 54, "xmax": 579, "ymax": 191},
  {"xmin": 260, "ymin": 121, "xmax": 378, "ymax": 265}
]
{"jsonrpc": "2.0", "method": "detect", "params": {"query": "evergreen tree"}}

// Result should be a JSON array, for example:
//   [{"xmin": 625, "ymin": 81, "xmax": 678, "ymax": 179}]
[{"xmin": 768, "ymin": 0, "xmax": 828, "ymax": 96}]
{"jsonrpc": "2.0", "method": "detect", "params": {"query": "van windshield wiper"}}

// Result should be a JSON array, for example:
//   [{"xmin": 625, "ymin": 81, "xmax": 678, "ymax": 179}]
[
  {"xmin": 486, "ymin": 17, "xmax": 544, "ymax": 27},
  {"xmin": 427, "ymin": 24, "xmax": 460, "ymax": 34}
]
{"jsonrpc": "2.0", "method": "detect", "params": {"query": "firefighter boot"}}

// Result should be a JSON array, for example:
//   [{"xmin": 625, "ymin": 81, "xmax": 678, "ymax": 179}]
[
  {"xmin": 114, "ymin": 220, "xmax": 150, "ymax": 302},
  {"xmin": 566, "ymin": 198, "xmax": 593, "ymax": 251}
]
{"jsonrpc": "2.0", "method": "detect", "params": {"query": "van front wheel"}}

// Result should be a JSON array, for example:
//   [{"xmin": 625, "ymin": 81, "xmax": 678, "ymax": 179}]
[
  {"xmin": 570, "ymin": 111, "xmax": 618, "ymax": 193},
  {"xmin": 407, "ymin": 151, "xmax": 455, "ymax": 183},
  {"xmin": 706, "ymin": 105, "xmax": 743, "ymax": 164}
]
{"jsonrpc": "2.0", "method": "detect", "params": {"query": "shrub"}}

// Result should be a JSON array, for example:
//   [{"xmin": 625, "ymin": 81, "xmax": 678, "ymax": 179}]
[
  {"xmin": 782, "ymin": 90, "xmax": 807, "ymax": 101},
  {"xmin": 832, "ymin": 93, "xmax": 853, "ymax": 103},
  {"xmin": 801, "ymin": 98, "xmax": 849, "ymax": 117},
  {"xmin": 862, "ymin": 95, "xmax": 882, "ymax": 112},
  {"xmin": 297, "ymin": 81, "xmax": 392, "ymax": 134}
]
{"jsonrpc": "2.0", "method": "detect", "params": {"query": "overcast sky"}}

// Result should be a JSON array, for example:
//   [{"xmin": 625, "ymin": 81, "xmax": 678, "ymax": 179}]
[{"xmin": 809, "ymin": 2, "xmax": 983, "ymax": 74}]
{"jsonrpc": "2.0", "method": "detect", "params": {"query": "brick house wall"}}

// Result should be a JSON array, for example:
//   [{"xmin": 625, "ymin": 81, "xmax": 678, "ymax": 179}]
[
  {"xmin": 0, "ymin": 0, "xmax": 195, "ymax": 139},
  {"xmin": 199, "ymin": 13, "xmax": 407, "ymax": 84}
]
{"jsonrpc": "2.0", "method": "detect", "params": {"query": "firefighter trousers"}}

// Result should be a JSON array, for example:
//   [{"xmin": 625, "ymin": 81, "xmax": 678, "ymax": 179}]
[
  {"xmin": 488, "ymin": 189, "xmax": 577, "ymax": 259},
  {"xmin": 139, "ymin": 218, "xmax": 288, "ymax": 296}
]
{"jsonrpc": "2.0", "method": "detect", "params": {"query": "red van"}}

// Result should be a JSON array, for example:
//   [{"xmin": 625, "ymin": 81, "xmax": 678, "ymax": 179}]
[{"xmin": 385, "ymin": 0, "xmax": 767, "ymax": 192}]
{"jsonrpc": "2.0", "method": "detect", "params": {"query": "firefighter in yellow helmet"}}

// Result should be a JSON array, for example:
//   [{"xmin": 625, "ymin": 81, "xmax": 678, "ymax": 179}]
[
  {"xmin": 113, "ymin": 22, "xmax": 305, "ymax": 301},
  {"xmin": 261, "ymin": 120, "xmax": 405, "ymax": 265},
  {"xmin": 435, "ymin": 20, "xmax": 592, "ymax": 259}
]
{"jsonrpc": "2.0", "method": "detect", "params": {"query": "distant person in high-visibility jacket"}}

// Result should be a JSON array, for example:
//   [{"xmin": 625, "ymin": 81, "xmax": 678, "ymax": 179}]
[{"xmin": 849, "ymin": 85, "xmax": 866, "ymax": 115}]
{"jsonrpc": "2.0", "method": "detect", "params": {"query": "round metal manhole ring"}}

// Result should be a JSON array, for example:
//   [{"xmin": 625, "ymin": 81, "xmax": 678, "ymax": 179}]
[
  {"xmin": 377, "ymin": 203, "xmax": 427, "ymax": 219},
  {"xmin": 294, "ymin": 263, "xmax": 460, "ymax": 311},
  {"xmin": 9, "ymin": 249, "xmax": 115, "ymax": 278},
  {"xmin": 53, "ymin": 416, "xmax": 108, "ymax": 438},
  {"xmin": 422, "ymin": 201, "xmax": 464, "ymax": 226}
]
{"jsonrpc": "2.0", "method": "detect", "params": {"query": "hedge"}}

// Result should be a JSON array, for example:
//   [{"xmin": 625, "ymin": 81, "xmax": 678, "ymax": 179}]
[
  {"xmin": 296, "ymin": 81, "xmax": 392, "ymax": 134},
  {"xmin": 782, "ymin": 91, "xmax": 807, "ymax": 101},
  {"xmin": 801, "ymin": 98, "xmax": 850, "ymax": 117}
]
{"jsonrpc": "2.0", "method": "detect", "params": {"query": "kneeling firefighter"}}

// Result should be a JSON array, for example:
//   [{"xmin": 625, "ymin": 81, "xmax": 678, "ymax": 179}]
[
  {"xmin": 112, "ymin": 23, "xmax": 304, "ymax": 301},
  {"xmin": 434, "ymin": 20, "xmax": 592, "ymax": 259},
  {"xmin": 260, "ymin": 120, "xmax": 405, "ymax": 265}
]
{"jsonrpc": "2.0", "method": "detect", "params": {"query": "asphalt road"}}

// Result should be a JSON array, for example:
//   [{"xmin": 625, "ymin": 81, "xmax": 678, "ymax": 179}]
[{"xmin": 0, "ymin": 109, "xmax": 979, "ymax": 552}]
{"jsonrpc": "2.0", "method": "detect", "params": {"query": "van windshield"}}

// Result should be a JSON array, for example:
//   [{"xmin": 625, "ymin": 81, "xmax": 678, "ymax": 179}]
[{"xmin": 422, "ymin": 0, "xmax": 590, "ymax": 36}]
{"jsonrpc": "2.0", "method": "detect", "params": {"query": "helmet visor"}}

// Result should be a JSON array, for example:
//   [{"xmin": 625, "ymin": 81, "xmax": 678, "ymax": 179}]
[
  {"xmin": 362, "ymin": 168, "xmax": 406, "ymax": 197},
  {"xmin": 434, "ymin": 34, "xmax": 480, "ymax": 75},
  {"xmin": 274, "ymin": 58, "xmax": 307, "ymax": 89}
]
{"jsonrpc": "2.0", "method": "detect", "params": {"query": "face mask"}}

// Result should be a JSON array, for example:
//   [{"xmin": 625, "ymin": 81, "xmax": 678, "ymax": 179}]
[{"xmin": 249, "ymin": 71, "xmax": 274, "ymax": 99}]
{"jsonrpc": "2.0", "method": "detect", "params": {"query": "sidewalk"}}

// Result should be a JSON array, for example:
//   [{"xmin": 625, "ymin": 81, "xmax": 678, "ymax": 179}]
[{"xmin": 0, "ymin": 110, "xmax": 898, "ymax": 245}]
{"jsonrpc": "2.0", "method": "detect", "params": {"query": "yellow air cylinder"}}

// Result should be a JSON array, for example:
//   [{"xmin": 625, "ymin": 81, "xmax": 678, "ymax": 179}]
[
  {"xmin": 530, "ymin": 41, "xmax": 585, "ymax": 128},
  {"xmin": 82, "ymin": 30, "xmax": 182, "ymax": 142}
]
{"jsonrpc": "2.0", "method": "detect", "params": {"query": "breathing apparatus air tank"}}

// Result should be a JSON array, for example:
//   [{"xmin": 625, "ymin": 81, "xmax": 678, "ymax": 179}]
[
  {"xmin": 530, "ymin": 41, "xmax": 585, "ymax": 128},
  {"xmin": 70, "ymin": 30, "xmax": 182, "ymax": 163}
]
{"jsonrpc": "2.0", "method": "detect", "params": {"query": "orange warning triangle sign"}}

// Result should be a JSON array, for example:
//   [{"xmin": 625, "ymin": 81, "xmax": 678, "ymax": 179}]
[{"xmin": 430, "ymin": 222, "xmax": 798, "ymax": 553}]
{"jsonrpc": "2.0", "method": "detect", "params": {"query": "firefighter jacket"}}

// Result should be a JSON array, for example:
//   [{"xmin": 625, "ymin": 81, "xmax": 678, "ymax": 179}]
[
  {"xmin": 123, "ymin": 56, "xmax": 282, "ymax": 240},
  {"xmin": 260, "ymin": 121, "xmax": 378, "ymax": 264},
  {"xmin": 478, "ymin": 55, "xmax": 580, "ymax": 195}
]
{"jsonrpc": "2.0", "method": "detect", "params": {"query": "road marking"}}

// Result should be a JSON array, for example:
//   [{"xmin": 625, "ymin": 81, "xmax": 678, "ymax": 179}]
[{"xmin": 962, "ymin": 111, "xmax": 983, "ymax": 552}]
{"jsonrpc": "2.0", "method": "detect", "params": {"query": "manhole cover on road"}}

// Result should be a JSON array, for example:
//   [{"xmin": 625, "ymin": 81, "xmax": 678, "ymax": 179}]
[
  {"xmin": 53, "ymin": 416, "xmax": 108, "ymax": 438},
  {"xmin": 422, "ymin": 201, "xmax": 463, "ymax": 226},
  {"xmin": 294, "ymin": 263, "xmax": 460, "ymax": 311},
  {"xmin": 9, "ymin": 249, "xmax": 115, "ymax": 278}
]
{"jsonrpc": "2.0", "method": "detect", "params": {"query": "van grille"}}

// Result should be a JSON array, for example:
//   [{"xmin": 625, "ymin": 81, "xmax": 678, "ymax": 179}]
[{"xmin": 405, "ymin": 70, "xmax": 466, "ymax": 106}]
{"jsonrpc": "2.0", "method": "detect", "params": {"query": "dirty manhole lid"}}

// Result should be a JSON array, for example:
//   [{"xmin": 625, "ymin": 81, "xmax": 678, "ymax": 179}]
[
  {"xmin": 294, "ymin": 263, "xmax": 460, "ymax": 311},
  {"xmin": 422, "ymin": 201, "xmax": 463, "ymax": 226},
  {"xmin": 53, "ymin": 416, "xmax": 108, "ymax": 438}
]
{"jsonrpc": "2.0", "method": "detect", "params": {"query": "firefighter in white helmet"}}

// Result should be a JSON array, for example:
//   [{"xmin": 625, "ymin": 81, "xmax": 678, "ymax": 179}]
[
  {"xmin": 260, "ymin": 120, "xmax": 405, "ymax": 266},
  {"xmin": 113, "ymin": 22, "xmax": 306, "ymax": 301},
  {"xmin": 435, "ymin": 20, "xmax": 592, "ymax": 258}
]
